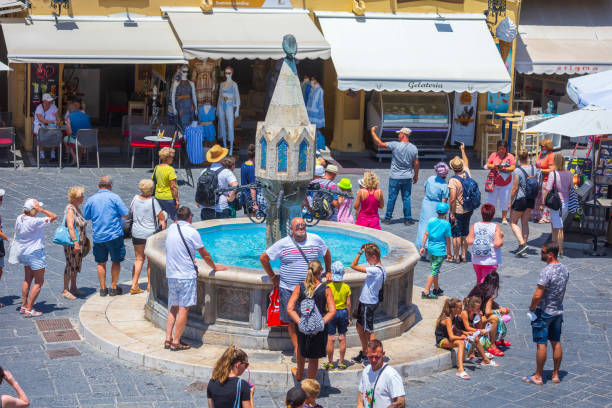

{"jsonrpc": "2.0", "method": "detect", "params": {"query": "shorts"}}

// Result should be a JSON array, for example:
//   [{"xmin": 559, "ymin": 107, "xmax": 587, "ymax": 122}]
[
  {"xmin": 167, "ymin": 278, "xmax": 197, "ymax": 307},
  {"xmin": 473, "ymin": 264, "xmax": 497, "ymax": 283},
  {"xmin": 531, "ymin": 310, "xmax": 563, "ymax": 344},
  {"xmin": 512, "ymin": 197, "xmax": 535, "ymax": 212},
  {"xmin": 18, "ymin": 248, "xmax": 46, "ymax": 270},
  {"xmin": 430, "ymin": 255, "xmax": 445, "ymax": 277},
  {"xmin": 451, "ymin": 211, "xmax": 473, "ymax": 238},
  {"xmin": 356, "ymin": 302, "xmax": 377, "ymax": 333},
  {"xmin": 278, "ymin": 287, "xmax": 293, "ymax": 324},
  {"xmin": 93, "ymin": 237, "xmax": 126, "ymax": 264},
  {"xmin": 132, "ymin": 237, "xmax": 147, "ymax": 246},
  {"xmin": 550, "ymin": 202, "xmax": 568, "ymax": 229},
  {"xmin": 0, "ymin": 256, "xmax": 4, "ymax": 268},
  {"xmin": 328, "ymin": 308, "xmax": 349, "ymax": 335},
  {"xmin": 158, "ymin": 199, "xmax": 177, "ymax": 221}
]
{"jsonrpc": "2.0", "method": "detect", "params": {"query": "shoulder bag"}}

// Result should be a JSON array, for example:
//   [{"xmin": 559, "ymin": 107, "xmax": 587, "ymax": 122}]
[
  {"xmin": 53, "ymin": 205, "xmax": 79, "ymax": 246},
  {"xmin": 371, "ymin": 364, "xmax": 389, "ymax": 404},
  {"xmin": 8, "ymin": 215, "xmax": 22, "ymax": 264},
  {"xmin": 176, "ymin": 223, "xmax": 198, "ymax": 274},
  {"xmin": 0, "ymin": 215, "xmax": 4, "ymax": 258},
  {"xmin": 152, "ymin": 198, "xmax": 162, "ymax": 233},
  {"xmin": 123, "ymin": 196, "xmax": 136, "ymax": 239},
  {"xmin": 290, "ymin": 235, "xmax": 310, "ymax": 264},
  {"xmin": 232, "ymin": 378, "xmax": 243, "ymax": 408},
  {"xmin": 544, "ymin": 171, "xmax": 562, "ymax": 211}
]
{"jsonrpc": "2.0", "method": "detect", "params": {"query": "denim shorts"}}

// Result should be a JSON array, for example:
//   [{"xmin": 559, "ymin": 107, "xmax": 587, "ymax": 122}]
[
  {"xmin": 18, "ymin": 248, "xmax": 47, "ymax": 270},
  {"xmin": 451, "ymin": 211, "xmax": 473, "ymax": 237},
  {"xmin": 167, "ymin": 278, "xmax": 197, "ymax": 307},
  {"xmin": 278, "ymin": 287, "xmax": 293, "ymax": 324},
  {"xmin": 531, "ymin": 310, "xmax": 563, "ymax": 344},
  {"xmin": 328, "ymin": 308, "xmax": 349, "ymax": 335},
  {"xmin": 93, "ymin": 237, "xmax": 126, "ymax": 264},
  {"xmin": 0, "ymin": 256, "xmax": 4, "ymax": 268}
]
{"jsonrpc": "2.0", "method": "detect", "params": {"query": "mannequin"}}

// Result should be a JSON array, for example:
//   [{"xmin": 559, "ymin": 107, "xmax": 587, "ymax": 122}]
[
  {"xmin": 191, "ymin": 58, "xmax": 220, "ymax": 106},
  {"xmin": 198, "ymin": 97, "xmax": 216, "ymax": 146},
  {"xmin": 301, "ymin": 74, "xmax": 311, "ymax": 105},
  {"xmin": 217, "ymin": 66, "xmax": 240, "ymax": 156},
  {"xmin": 171, "ymin": 64, "xmax": 197, "ymax": 133},
  {"xmin": 306, "ymin": 76, "xmax": 326, "ymax": 150},
  {"xmin": 167, "ymin": 66, "xmax": 181, "ymax": 124}
]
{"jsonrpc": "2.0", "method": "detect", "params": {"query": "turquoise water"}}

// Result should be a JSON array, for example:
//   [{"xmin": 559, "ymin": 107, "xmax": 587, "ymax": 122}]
[{"xmin": 196, "ymin": 224, "xmax": 389, "ymax": 269}]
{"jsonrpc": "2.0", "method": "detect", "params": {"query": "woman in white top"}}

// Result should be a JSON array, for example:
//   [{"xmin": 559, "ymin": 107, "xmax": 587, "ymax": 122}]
[
  {"xmin": 466, "ymin": 203, "xmax": 503, "ymax": 284},
  {"xmin": 15, "ymin": 199, "xmax": 57, "ymax": 317},
  {"xmin": 129, "ymin": 179, "xmax": 166, "ymax": 294}
]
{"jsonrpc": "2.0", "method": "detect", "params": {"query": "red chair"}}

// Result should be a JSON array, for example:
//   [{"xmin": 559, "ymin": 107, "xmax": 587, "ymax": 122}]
[
  {"xmin": 122, "ymin": 115, "xmax": 145, "ymax": 157},
  {"xmin": 0, "ymin": 127, "xmax": 16, "ymax": 168},
  {"xmin": 129, "ymin": 124, "xmax": 155, "ymax": 168}
]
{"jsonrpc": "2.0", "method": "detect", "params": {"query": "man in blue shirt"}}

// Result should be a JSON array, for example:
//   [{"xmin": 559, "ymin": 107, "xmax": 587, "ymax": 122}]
[
  {"xmin": 65, "ymin": 100, "xmax": 92, "ymax": 165},
  {"xmin": 419, "ymin": 201, "xmax": 451, "ymax": 299},
  {"xmin": 84, "ymin": 176, "xmax": 129, "ymax": 296}
]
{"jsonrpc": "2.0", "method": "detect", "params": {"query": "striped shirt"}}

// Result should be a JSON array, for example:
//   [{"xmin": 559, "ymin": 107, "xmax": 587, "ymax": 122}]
[{"xmin": 265, "ymin": 233, "xmax": 328, "ymax": 291}]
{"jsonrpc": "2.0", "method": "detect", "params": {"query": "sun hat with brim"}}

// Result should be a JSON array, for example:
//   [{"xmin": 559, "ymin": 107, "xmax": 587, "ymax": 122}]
[
  {"xmin": 337, "ymin": 178, "xmax": 352, "ymax": 190},
  {"xmin": 42, "ymin": 93, "xmax": 55, "ymax": 102},
  {"xmin": 331, "ymin": 261, "xmax": 345, "ymax": 281},
  {"xmin": 358, "ymin": 178, "xmax": 365, "ymax": 188},
  {"xmin": 206, "ymin": 144, "xmax": 229, "ymax": 163},
  {"xmin": 436, "ymin": 201, "xmax": 450, "ymax": 214},
  {"xmin": 325, "ymin": 164, "xmax": 338, "ymax": 174},
  {"xmin": 314, "ymin": 165, "xmax": 325, "ymax": 177},
  {"xmin": 0, "ymin": 188, "xmax": 5, "ymax": 197},
  {"xmin": 449, "ymin": 156, "xmax": 464, "ymax": 172},
  {"xmin": 24, "ymin": 198, "xmax": 43, "ymax": 210}
]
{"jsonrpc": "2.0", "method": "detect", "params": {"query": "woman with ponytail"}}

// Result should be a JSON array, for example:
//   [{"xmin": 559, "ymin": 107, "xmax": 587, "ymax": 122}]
[
  {"xmin": 207, "ymin": 345, "xmax": 254, "ymax": 408},
  {"xmin": 434, "ymin": 298, "xmax": 473, "ymax": 379},
  {"xmin": 287, "ymin": 260, "xmax": 336, "ymax": 381}
]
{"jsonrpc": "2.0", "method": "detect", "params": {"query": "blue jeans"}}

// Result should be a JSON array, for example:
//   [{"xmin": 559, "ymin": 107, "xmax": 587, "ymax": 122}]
[{"xmin": 385, "ymin": 178, "xmax": 413, "ymax": 220}]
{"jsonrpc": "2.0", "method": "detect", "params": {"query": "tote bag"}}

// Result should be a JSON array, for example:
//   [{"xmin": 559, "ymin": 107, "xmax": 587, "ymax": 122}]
[
  {"xmin": 53, "ymin": 206, "xmax": 79, "ymax": 246},
  {"xmin": 267, "ymin": 288, "xmax": 288, "ymax": 327}
]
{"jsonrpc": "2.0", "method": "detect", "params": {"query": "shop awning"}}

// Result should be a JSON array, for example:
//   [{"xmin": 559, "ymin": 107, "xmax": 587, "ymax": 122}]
[
  {"xmin": 1, "ymin": 16, "xmax": 186, "ymax": 64},
  {"xmin": 515, "ymin": 0, "xmax": 612, "ymax": 75},
  {"xmin": 0, "ymin": 0, "xmax": 26, "ymax": 16},
  {"xmin": 315, "ymin": 11, "xmax": 511, "ymax": 93},
  {"xmin": 163, "ymin": 7, "xmax": 331, "ymax": 60}
]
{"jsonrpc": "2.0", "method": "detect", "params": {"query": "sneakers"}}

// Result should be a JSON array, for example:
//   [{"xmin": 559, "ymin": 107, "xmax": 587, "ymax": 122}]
[
  {"xmin": 382, "ymin": 218, "xmax": 391, "ymax": 225},
  {"xmin": 421, "ymin": 291, "xmax": 438, "ymax": 299},
  {"xmin": 432, "ymin": 288, "xmax": 444, "ymax": 296},
  {"xmin": 515, "ymin": 244, "xmax": 528, "ymax": 256},
  {"xmin": 99, "ymin": 288, "xmax": 109, "ymax": 297},
  {"xmin": 109, "ymin": 287, "xmax": 123, "ymax": 296},
  {"xmin": 403, "ymin": 218, "xmax": 415, "ymax": 226},
  {"xmin": 352, "ymin": 351, "xmax": 365, "ymax": 363}
]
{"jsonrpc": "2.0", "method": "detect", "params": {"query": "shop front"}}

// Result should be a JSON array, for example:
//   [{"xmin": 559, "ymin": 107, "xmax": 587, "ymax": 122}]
[{"xmin": 315, "ymin": 11, "xmax": 511, "ymax": 159}]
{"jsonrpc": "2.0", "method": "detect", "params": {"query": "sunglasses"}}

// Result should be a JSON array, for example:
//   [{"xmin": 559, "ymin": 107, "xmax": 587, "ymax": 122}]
[{"xmin": 295, "ymin": 223, "xmax": 306, "ymax": 229}]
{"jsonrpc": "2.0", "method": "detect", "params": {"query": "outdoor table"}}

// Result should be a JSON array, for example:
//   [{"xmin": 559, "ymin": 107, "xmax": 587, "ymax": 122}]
[{"xmin": 144, "ymin": 136, "xmax": 173, "ymax": 168}]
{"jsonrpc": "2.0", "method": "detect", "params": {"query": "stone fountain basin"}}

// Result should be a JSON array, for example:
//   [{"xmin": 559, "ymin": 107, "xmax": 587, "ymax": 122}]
[{"xmin": 145, "ymin": 219, "xmax": 420, "ymax": 350}]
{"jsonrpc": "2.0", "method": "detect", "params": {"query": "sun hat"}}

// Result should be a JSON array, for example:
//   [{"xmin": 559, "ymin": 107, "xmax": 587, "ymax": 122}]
[
  {"xmin": 325, "ymin": 164, "xmax": 338, "ymax": 174},
  {"xmin": 449, "ymin": 156, "xmax": 464, "ymax": 172},
  {"xmin": 24, "ymin": 198, "xmax": 43, "ymax": 210},
  {"xmin": 0, "ymin": 188, "xmax": 5, "ymax": 197},
  {"xmin": 434, "ymin": 162, "xmax": 450, "ymax": 178},
  {"xmin": 42, "ymin": 93, "xmax": 55, "ymax": 102},
  {"xmin": 358, "ymin": 178, "xmax": 365, "ymax": 188},
  {"xmin": 314, "ymin": 165, "xmax": 325, "ymax": 177},
  {"xmin": 331, "ymin": 261, "xmax": 345, "ymax": 281},
  {"xmin": 337, "ymin": 178, "xmax": 352, "ymax": 190},
  {"xmin": 436, "ymin": 201, "xmax": 450, "ymax": 214},
  {"xmin": 206, "ymin": 144, "xmax": 229, "ymax": 163},
  {"xmin": 396, "ymin": 127, "xmax": 412, "ymax": 136}
]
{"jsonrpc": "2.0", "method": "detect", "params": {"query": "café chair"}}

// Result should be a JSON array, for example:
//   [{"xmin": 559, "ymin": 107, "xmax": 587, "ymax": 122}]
[
  {"xmin": 37, "ymin": 127, "xmax": 63, "ymax": 168},
  {"xmin": 129, "ymin": 123, "xmax": 155, "ymax": 169},
  {"xmin": 0, "ymin": 127, "xmax": 16, "ymax": 168},
  {"xmin": 75, "ymin": 129, "xmax": 100, "ymax": 169}
]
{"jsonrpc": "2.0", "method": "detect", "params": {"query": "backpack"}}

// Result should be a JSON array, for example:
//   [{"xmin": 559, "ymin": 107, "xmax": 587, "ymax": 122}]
[
  {"xmin": 310, "ymin": 179, "xmax": 335, "ymax": 220},
  {"xmin": 454, "ymin": 174, "xmax": 481, "ymax": 211},
  {"xmin": 375, "ymin": 265, "xmax": 386, "ymax": 303},
  {"xmin": 195, "ymin": 167, "xmax": 223, "ymax": 206},
  {"xmin": 298, "ymin": 283, "xmax": 325, "ymax": 335},
  {"xmin": 518, "ymin": 165, "xmax": 539, "ymax": 200}
]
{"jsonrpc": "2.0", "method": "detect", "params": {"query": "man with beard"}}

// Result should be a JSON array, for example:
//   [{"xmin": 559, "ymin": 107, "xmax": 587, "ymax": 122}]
[{"xmin": 260, "ymin": 217, "xmax": 332, "ymax": 359}]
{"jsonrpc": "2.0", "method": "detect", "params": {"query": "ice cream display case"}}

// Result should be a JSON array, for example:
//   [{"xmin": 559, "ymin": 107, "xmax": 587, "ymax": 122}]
[{"xmin": 367, "ymin": 92, "xmax": 451, "ymax": 160}]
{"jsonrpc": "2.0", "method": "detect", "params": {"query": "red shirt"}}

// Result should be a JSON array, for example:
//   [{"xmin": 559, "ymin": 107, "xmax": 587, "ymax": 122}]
[{"xmin": 487, "ymin": 152, "xmax": 515, "ymax": 186}]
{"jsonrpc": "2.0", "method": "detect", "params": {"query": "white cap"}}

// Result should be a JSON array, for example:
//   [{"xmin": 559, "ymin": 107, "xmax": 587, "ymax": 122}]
[
  {"xmin": 396, "ymin": 127, "xmax": 412, "ymax": 136},
  {"xmin": 314, "ymin": 165, "xmax": 325, "ymax": 177},
  {"xmin": 42, "ymin": 93, "xmax": 55, "ymax": 102},
  {"xmin": 0, "ymin": 188, "xmax": 5, "ymax": 197},
  {"xmin": 23, "ymin": 198, "xmax": 43, "ymax": 210}
]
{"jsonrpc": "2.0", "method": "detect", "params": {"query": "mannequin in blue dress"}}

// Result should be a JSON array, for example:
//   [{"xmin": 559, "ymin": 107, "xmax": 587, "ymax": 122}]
[
  {"xmin": 217, "ymin": 66, "xmax": 240, "ymax": 156},
  {"xmin": 198, "ymin": 97, "xmax": 216, "ymax": 146},
  {"xmin": 306, "ymin": 77, "xmax": 326, "ymax": 150}
]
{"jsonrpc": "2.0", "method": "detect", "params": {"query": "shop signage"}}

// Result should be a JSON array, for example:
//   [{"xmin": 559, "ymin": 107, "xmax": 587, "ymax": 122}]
[
  {"xmin": 30, "ymin": 63, "xmax": 60, "ymax": 116},
  {"xmin": 451, "ymin": 91, "xmax": 477, "ymax": 146},
  {"xmin": 213, "ymin": 0, "xmax": 292, "ymax": 7},
  {"xmin": 487, "ymin": 43, "xmax": 511, "ymax": 113},
  {"xmin": 553, "ymin": 65, "xmax": 602, "ymax": 74}
]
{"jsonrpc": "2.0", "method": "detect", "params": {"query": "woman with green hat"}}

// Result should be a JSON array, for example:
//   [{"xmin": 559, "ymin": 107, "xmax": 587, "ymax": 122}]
[{"xmin": 336, "ymin": 178, "xmax": 354, "ymax": 224}]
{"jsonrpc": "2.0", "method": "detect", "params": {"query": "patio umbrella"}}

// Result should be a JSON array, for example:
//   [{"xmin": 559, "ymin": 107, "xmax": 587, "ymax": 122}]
[
  {"xmin": 567, "ymin": 70, "xmax": 612, "ymax": 109},
  {"xmin": 0, "ymin": 62, "xmax": 11, "ymax": 71},
  {"xmin": 526, "ymin": 105, "xmax": 612, "ymax": 138}
]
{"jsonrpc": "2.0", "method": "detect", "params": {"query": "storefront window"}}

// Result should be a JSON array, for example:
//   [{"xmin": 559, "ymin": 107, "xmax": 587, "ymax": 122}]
[
  {"xmin": 260, "ymin": 138, "xmax": 267, "ymax": 170},
  {"xmin": 277, "ymin": 139, "xmax": 288, "ymax": 172},
  {"xmin": 298, "ymin": 139, "xmax": 308, "ymax": 172}
]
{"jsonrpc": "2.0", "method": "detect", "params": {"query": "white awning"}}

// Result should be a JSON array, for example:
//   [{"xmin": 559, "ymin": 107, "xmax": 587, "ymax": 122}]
[
  {"xmin": 0, "ymin": 62, "xmax": 12, "ymax": 71},
  {"xmin": 164, "ymin": 7, "xmax": 330, "ymax": 60},
  {"xmin": 0, "ymin": 0, "xmax": 26, "ymax": 16},
  {"xmin": 515, "ymin": 0, "xmax": 612, "ymax": 75},
  {"xmin": 315, "ymin": 11, "xmax": 511, "ymax": 93},
  {"xmin": 1, "ymin": 16, "xmax": 186, "ymax": 64}
]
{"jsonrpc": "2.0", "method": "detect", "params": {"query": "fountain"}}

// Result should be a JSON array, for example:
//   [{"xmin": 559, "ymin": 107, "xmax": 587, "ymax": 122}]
[{"xmin": 144, "ymin": 36, "xmax": 419, "ymax": 351}]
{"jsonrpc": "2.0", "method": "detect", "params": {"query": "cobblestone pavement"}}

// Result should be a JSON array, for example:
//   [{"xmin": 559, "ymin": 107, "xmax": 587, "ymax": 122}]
[{"xmin": 0, "ymin": 164, "xmax": 610, "ymax": 407}]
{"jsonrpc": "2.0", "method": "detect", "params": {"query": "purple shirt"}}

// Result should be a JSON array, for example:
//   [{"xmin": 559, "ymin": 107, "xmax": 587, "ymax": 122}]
[{"xmin": 545, "ymin": 170, "xmax": 573, "ymax": 203}]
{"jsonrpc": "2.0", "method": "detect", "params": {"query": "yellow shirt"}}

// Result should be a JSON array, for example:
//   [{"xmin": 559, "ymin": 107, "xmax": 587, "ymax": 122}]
[
  {"xmin": 328, "ymin": 282, "xmax": 351, "ymax": 310},
  {"xmin": 154, "ymin": 165, "xmax": 177, "ymax": 201}
]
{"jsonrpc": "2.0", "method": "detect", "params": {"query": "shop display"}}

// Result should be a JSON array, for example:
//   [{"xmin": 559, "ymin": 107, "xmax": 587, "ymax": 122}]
[
  {"xmin": 596, "ymin": 140, "xmax": 612, "ymax": 198},
  {"xmin": 191, "ymin": 58, "xmax": 221, "ymax": 106},
  {"xmin": 197, "ymin": 100, "xmax": 217, "ymax": 144},
  {"xmin": 217, "ymin": 66, "xmax": 241, "ymax": 156},
  {"xmin": 301, "ymin": 75, "xmax": 311, "ymax": 105},
  {"xmin": 167, "ymin": 66, "xmax": 182, "ymax": 125},
  {"xmin": 306, "ymin": 77, "xmax": 325, "ymax": 150},
  {"xmin": 451, "ymin": 92, "xmax": 477, "ymax": 146},
  {"xmin": 171, "ymin": 65, "xmax": 198, "ymax": 134}
]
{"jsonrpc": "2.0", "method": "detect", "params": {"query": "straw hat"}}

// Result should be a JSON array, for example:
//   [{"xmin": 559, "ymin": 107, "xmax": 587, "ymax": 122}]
[
  {"xmin": 325, "ymin": 164, "xmax": 338, "ymax": 174},
  {"xmin": 206, "ymin": 144, "xmax": 229, "ymax": 163},
  {"xmin": 449, "ymin": 156, "xmax": 464, "ymax": 172}
]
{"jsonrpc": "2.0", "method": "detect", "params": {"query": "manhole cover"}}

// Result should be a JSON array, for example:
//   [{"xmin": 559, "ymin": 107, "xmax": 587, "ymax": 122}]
[
  {"xmin": 185, "ymin": 381, "xmax": 208, "ymax": 392},
  {"xmin": 36, "ymin": 318, "xmax": 73, "ymax": 331},
  {"xmin": 46, "ymin": 347, "xmax": 81, "ymax": 359},
  {"xmin": 41, "ymin": 329, "xmax": 81, "ymax": 343}
]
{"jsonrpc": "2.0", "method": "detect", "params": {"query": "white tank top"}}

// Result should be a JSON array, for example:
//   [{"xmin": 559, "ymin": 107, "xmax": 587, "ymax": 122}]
[{"xmin": 472, "ymin": 222, "xmax": 501, "ymax": 266}]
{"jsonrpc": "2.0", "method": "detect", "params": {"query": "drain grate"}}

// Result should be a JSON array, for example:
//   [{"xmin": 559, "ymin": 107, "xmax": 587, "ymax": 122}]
[
  {"xmin": 41, "ymin": 329, "xmax": 81, "ymax": 343},
  {"xmin": 46, "ymin": 347, "xmax": 81, "ymax": 359},
  {"xmin": 36, "ymin": 318, "xmax": 73, "ymax": 331}
]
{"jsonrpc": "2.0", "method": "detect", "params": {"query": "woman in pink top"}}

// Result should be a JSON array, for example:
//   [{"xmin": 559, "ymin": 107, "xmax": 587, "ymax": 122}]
[
  {"xmin": 544, "ymin": 153, "xmax": 573, "ymax": 257},
  {"xmin": 354, "ymin": 171, "xmax": 384, "ymax": 230},
  {"xmin": 486, "ymin": 141, "xmax": 516, "ymax": 224}
]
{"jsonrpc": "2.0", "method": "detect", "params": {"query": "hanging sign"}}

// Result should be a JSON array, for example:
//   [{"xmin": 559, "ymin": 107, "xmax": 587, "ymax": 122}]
[
  {"xmin": 451, "ymin": 91, "xmax": 477, "ymax": 146},
  {"xmin": 30, "ymin": 63, "xmax": 60, "ymax": 116},
  {"xmin": 213, "ymin": 0, "xmax": 292, "ymax": 7}
]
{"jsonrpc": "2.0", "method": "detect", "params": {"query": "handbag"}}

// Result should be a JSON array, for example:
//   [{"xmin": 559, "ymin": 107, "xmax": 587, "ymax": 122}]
[
  {"xmin": 544, "ymin": 171, "xmax": 562, "ymax": 211},
  {"xmin": 267, "ymin": 288, "xmax": 288, "ymax": 327},
  {"xmin": 152, "ymin": 198, "xmax": 162, "ymax": 233},
  {"xmin": 485, "ymin": 170, "xmax": 496, "ymax": 192},
  {"xmin": 53, "ymin": 206, "xmax": 79, "ymax": 246},
  {"xmin": 82, "ymin": 236, "xmax": 91, "ymax": 257},
  {"xmin": 123, "ymin": 197, "xmax": 136, "ymax": 239},
  {"xmin": 8, "ymin": 216, "xmax": 21, "ymax": 264}
]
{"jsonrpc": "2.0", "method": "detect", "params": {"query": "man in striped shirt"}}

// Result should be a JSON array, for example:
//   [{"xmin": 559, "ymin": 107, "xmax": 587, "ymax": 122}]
[{"xmin": 260, "ymin": 217, "xmax": 332, "ymax": 358}]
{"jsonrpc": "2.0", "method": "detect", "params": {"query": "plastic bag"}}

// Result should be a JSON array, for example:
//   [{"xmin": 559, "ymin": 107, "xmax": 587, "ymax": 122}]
[{"xmin": 267, "ymin": 288, "xmax": 288, "ymax": 327}]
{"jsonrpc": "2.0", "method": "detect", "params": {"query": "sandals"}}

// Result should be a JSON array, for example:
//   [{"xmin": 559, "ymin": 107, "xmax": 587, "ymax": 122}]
[
  {"xmin": 335, "ymin": 363, "xmax": 347, "ymax": 371},
  {"xmin": 130, "ymin": 287, "xmax": 144, "ymax": 295},
  {"xmin": 521, "ymin": 375, "xmax": 543, "ymax": 385},
  {"xmin": 323, "ymin": 363, "xmax": 334, "ymax": 370},
  {"xmin": 487, "ymin": 347, "xmax": 505, "ymax": 357},
  {"xmin": 164, "ymin": 340, "xmax": 172, "ymax": 350},
  {"xmin": 24, "ymin": 309, "xmax": 42, "ymax": 318},
  {"xmin": 456, "ymin": 371, "xmax": 470, "ymax": 380},
  {"xmin": 19, "ymin": 306, "xmax": 26, "ymax": 314},
  {"xmin": 291, "ymin": 367, "xmax": 303, "ymax": 382},
  {"xmin": 62, "ymin": 291, "xmax": 77, "ymax": 300},
  {"xmin": 170, "ymin": 342, "xmax": 191, "ymax": 352},
  {"xmin": 496, "ymin": 339, "xmax": 511, "ymax": 347}
]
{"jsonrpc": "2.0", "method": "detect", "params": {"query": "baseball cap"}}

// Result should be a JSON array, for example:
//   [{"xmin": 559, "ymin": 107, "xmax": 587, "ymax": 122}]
[
  {"xmin": 331, "ymin": 261, "xmax": 345, "ymax": 281},
  {"xmin": 358, "ymin": 178, "xmax": 365, "ymax": 188},
  {"xmin": 396, "ymin": 127, "xmax": 412, "ymax": 136},
  {"xmin": 314, "ymin": 165, "xmax": 325, "ymax": 177},
  {"xmin": 24, "ymin": 198, "xmax": 43, "ymax": 210},
  {"xmin": 0, "ymin": 188, "xmax": 5, "ymax": 197},
  {"xmin": 436, "ymin": 201, "xmax": 450, "ymax": 214},
  {"xmin": 42, "ymin": 93, "xmax": 55, "ymax": 102},
  {"xmin": 325, "ymin": 164, "xmax": 338, "ymax": 174}
]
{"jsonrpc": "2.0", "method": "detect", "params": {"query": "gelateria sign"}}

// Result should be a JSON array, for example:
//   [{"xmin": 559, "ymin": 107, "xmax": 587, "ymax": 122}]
[{"xmin": 213, "ymin": 0, "xmax": 291, "ymax": 7}]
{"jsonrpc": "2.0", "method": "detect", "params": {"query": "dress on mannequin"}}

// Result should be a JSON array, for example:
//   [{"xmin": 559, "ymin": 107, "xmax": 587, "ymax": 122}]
[
  {"xmin": 172, "ymin": 80, "xmax": 197, "ymax": 133},
  {"xmin": 301, "ymin": 76, "xmax": 311, "ymax": 105},
  {"xmin": 217, "ymin": 69, "xmax": 240, "ymax": 156},
  {"xmin": 167, "ymin": 67, "xmax": 181, "ymax": 124},
  {"xmin": 192, "ymin": 59, "xmax": 220, "ymax": 105},
  {"xmin": 197, "ymin": 104, "xmax": 216, "ymax": 142},
  {"xmin": 306, "ymin": 80, "xmax": 326, "ymax": 150}
]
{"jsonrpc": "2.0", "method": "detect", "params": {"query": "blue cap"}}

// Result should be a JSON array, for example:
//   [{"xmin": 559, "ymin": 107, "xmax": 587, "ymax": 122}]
[
  {"xmin": 331, "ymin": 261, "xmax": 345, "ymax": 281},
  {"xmin": 436, "ymin": 202, "xmax": 450, "ymax": 214}
]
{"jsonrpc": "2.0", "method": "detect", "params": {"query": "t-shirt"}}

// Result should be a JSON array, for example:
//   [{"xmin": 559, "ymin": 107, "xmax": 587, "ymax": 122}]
[
  {"xmin": 68, "ymin": 110, "xmax": 91, "ymax": 136},
  {"xmin": 425, "ymin": 217, "xmax": 451, "ymax": 257},
  {"xmin": 84, "ymin": 189, "xmax": 129, "ymax": 243},
  {"xmin": 130, "ymin": 196, "xmax": 163, "ymax": 239},
  {"xmin": 448, "ymin": 169, "xmax": 472, "ymax": 214},
  {"xmin": 387, "ymin": 141, "xmax": 418, "ymax": 180},
  {"xmin": 545, "ymin": 170, "xmax": 573, "ymax": 203},
  {"xmin": 33, "ymin": 104, "xmax": 58, "ymax": 134},
  {"xmin": 487, "ymin": 152, "xmax": 516, "ymax": 181},
  {"xmin": 240, "ymin": 162, "xmax": 255, "ymax": 186},
  {"xmin": 15, "ymin": 215, "xmax": 51, "ymax": 255},
  {"xmin": 200, "ymin": 163, "xmax": 238, "ymax": 212},
  {"xmin": 165, "ymin": 221, "xmax": 203, "ymax": 280},
  {"xmin": 154, "ymin": 165, "xmax": 177, "ymax": 201},
  {"xmin": 537, "ymin": 263, "xmax": 569, "ymax": 316},
  {"xmin": 360, "ymin": 265, "xmax": 385, "ymax": 304},
  {"xmin": 328, "ymin": 282, "xmax": 351, "ymax": 310},
  {"xmin": 265, "ymin": 233, "xmax": 328, "ymax": 291},
  {"xmin": 535, "ymin": 151, "xmax": 555, "ymax": 182},
  {"xmin": 513, "ymin": 165, "xmax": 539, "ymax": 200},
  {"xmin": 359, "ymin": 364, "xmax": 405, "ymax": 408},
  {"xmin": 206, "ymin": 377, "xmax": 251, "ymax": 408}
]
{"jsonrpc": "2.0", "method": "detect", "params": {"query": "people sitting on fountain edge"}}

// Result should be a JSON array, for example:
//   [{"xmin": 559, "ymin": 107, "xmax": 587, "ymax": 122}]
[{"xmin": 260, "ymin": 217, "xmax": 332, "ymax": 361}]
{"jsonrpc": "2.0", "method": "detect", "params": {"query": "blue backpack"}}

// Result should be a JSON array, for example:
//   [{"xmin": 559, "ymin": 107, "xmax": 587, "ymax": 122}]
[
  {"xmin": 454, "ymin": 174, "xmax": 481, "ymax": 211},
  {"xmin": 518, "ymin": 165, "xmax": 539, "ymax": 200}
]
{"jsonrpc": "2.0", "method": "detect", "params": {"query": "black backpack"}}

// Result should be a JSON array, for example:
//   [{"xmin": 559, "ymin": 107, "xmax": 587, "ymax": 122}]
[
  {"xmin": 453, "ymin": 174, "xmax": 481, "ymax": 212},
  {"xmin": 518, "ymin": 165, "xmax": 539, "ymax": 200},
  {"xmin": 195, "ymin": 167, "xmax": 223, "ymax": 206}
]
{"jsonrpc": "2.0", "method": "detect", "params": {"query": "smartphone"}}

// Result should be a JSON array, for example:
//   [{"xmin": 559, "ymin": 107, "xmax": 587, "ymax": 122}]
[{"xmin": 247, "ymin": 369, "xmax": 254, "ymax": 388}]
